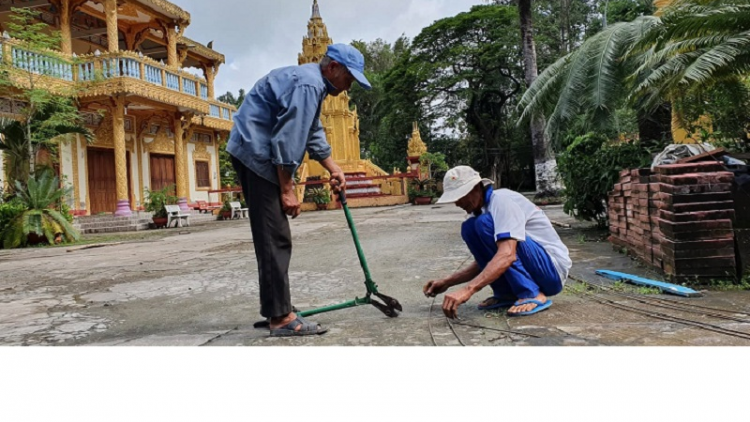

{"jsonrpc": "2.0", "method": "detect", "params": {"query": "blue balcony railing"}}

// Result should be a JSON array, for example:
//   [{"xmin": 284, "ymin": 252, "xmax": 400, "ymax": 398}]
[{"xmin": 1, "ymin": 39, "xmax": 235, "ymax": 121}]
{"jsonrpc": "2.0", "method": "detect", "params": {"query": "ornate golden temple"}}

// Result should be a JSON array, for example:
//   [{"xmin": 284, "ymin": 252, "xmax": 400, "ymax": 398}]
[
  {"xmin": 294, "ymin": 0, "xmax": 410, "ymax": 206},
  {"xmin": 0, "ymin": 0, "xmax": 235, "ymax": 216}
]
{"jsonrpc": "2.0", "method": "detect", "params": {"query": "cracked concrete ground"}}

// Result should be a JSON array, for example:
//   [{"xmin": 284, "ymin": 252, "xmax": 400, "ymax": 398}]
[{"xmin": 2, "ymin": 203, "xmax": 750, "ymax": 346}]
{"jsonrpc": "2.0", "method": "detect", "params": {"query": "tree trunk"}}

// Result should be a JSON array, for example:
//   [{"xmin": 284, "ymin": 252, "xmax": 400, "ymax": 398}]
[
  {"xmin": 638, "ymin": 102, "xmax": 673, "ymax": 147},
  {"xmin": 519, "ymin": 0, "xmax": 561, "ymax": 194}
]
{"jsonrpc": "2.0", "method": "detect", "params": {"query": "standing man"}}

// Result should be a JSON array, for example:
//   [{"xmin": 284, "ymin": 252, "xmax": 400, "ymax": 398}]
[
  {"xmin": 423, "ymin": 166, "xmax": 572, "ymax": 319},
  {"xmin": 227, "ymin": 44, "xmax": 372, "ymax": 337}
]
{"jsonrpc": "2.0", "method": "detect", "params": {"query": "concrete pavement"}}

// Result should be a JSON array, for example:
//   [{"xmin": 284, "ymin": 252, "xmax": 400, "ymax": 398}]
[{"xmin": 2, "ymin": 203, "xmax": 750, "ymax": 346}]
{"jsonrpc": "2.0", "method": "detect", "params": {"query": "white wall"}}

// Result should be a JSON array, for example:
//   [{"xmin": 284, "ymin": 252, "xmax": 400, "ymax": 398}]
[
  {"xmin": 76, "ymin": 135, "xmax": 88, "ymax": 210},
  {"xmin": 188, "ymin": 141, "xmax": 219, "ymax": 203},
  {"xmin": 126, "ymin": 134, "xmax": 141, "ymax": 209},
  {"xmin": 59, "ymin": 136, "xmax": 75, "ymax": 208},
  {"xmin": 141, "ymin": 137, "xmax": 154, "ymax": 196},
  {"xmin": 0, "ymin": 148, "xmax": 5, "ymax": 194}
]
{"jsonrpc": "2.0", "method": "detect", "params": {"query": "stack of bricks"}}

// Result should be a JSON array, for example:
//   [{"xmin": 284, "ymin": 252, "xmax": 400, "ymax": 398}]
[
  {"xmin": 608, "ymin": 161, "xmax": 737, "ymax": 283},
  {"xmin": 654, "ymin": 162, "xmax": 736, "ymax": 283},
  {"xmin": 608, "ymin": 169, "xmax": 661, "ymax": 267}
]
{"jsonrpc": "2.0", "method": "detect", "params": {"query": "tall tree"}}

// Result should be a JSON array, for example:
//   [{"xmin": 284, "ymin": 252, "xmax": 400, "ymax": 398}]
[
  {"xmin": 349, "ymin": 37, "xmax": 410, "ymax": 160},
  {"xmin": 488, "ymin": 0, "xmax": 562, "ymax": 193},
  {"xmin": 519, "ymin": 0, "xmax": 750, "ymax": 146},
  {"xmin": 377, "ymin": 5, "xmax": 532, "ymax": 186},
  {"xmin": 518, "ymin": 0, "xmax": 560, "ymax": 193},
  {"xmin": 217, "ymin": 89, "xmax": 245, "ymax": 108},
  {"xmin": 0, "ymin": 8, "xmax": 92, "ymax": 189}
]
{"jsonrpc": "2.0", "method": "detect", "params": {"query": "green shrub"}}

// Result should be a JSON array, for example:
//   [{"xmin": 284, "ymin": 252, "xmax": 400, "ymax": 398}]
[
  {"xmin": 1, "ymin": 171, "xmax": 80, "ymax": 249},
  {"xmin": 557, "ymin": 133, "xmax": 654, "ymax": 227},
  {"xmin": 0, "ymin": 198, "xmax": 28, "ymax": 247},
  {"xmin": 144, "ymin": 185, "xmax": 177, "ymax": 219}
]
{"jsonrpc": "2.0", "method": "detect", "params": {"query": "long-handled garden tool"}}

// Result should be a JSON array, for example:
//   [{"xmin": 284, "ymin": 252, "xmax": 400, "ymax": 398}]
[{"xmin": 297, "ymin": 190, "xmax": 403, "ymax": 318}]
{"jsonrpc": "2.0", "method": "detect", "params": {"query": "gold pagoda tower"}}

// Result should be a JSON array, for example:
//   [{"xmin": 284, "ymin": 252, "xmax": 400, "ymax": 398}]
[{"xmin": 296, "ymin": 0, "xmax": 390, "ymax": 184}]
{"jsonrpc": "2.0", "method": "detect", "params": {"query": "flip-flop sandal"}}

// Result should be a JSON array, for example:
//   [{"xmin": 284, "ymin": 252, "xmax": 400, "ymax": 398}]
[
  {"xmin": 270, "ymin": 316, "xmax": 328, "ymax": 337},
  {"xmin": 507, "ymin": 299, "xmax": 552, "ymax": 317},
  {"xmin": 253, "ymin": 306, "xmax": 300, "ymax": 329},
  {"xmin": 477, "ymin": 296, "xmax": 517, "ymax": 311}
]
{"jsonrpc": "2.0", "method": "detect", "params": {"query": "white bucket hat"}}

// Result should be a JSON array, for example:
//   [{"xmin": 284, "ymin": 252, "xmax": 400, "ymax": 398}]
[{"xmin": 436, "ymin": 166, "xmax": 494, "ymax": 205}]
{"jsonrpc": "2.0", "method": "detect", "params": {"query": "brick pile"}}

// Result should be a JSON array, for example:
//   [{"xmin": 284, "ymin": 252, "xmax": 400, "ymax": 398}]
[{"xmin": 608, "ymin": 161, "xmax": 737, "ymax": 283}]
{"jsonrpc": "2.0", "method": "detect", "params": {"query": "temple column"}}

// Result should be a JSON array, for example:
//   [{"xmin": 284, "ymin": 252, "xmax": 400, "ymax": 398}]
[
  {"xmin": 167, "ymin": 26, "xmax": 178, "ymax": 67},
  {"xmin": 113, "ymin": 95, "xmax": 131, "ymax": 217},
  {"xmin": 203, "ymin": 64, "xmax": 217, "ymax": 99},
  {"xmin": 104, "ymin": 0, "xmax": 119, "ymax": 53},
  {"xmin": 60, "ymin": 0, "xmax": 72, "ymax": 55},
  {"xmin": 174, "ymin": 114, "xmax": 189, "ymax": 210}
]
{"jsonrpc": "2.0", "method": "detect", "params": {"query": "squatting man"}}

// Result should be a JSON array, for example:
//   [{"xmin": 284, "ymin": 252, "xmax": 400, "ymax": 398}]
[{"xmin": 423, "ymin": 166, "xmax": 572, "ymax": 318}]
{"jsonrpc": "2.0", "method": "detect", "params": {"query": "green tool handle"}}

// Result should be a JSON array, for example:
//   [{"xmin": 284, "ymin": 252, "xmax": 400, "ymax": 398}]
[
  {"xmin": 297, "ymin": 296, "xmax": 371, "ymax": 318},
  {"xmin": 339, "ymin": 190, "xmax": 378, "ymax": 294}
]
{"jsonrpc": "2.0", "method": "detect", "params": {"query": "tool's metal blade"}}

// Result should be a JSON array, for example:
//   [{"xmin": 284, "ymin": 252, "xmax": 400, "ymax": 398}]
[
  {"xmin": 375, "ymin": 292, "xmax": 403, "ymax": 312},
  {"xmin": 370, "ymin": 299, "xmax": 399, "ymax": 318}
]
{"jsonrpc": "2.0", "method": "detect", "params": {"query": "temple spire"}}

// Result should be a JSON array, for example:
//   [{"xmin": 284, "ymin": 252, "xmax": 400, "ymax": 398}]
[
  {"xmin": 312, "ymin": 0, "xmax": 321, "ymax": 19},
  {"xmin": 299, "ymin": 0, "xmax": 332, "ymax": 64}
]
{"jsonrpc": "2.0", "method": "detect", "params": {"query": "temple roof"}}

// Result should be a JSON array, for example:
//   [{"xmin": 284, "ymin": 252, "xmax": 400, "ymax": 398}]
[
  {"xmin": 133, "ymin": 0, "xmax": 191, "ymax": 24},
  {"xmin": 179, "ymin": 36, "xmax": 225, "ymax": 64}
]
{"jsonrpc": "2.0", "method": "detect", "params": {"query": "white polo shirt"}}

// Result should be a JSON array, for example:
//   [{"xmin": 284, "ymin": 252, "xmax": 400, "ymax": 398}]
[{"xmin": 483, "ymin": 188, "xmax": 572, "ymax": 284}]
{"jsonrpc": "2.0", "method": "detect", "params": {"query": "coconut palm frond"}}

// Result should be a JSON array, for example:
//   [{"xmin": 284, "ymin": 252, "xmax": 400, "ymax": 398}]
[
  {"xmin": 517, "ymin": 50, "xmax": 577, "ymax": 122},
  {"xmin": 522, "ymin": 18, "xmax": 655, "ymax": 140},
  {"xmin": 681, "ymin": 31, "xmax": 750, "ymax": 83},
  {"xmin": 654, "ymin": 4, "xmax": 750, "ymax": 46}
]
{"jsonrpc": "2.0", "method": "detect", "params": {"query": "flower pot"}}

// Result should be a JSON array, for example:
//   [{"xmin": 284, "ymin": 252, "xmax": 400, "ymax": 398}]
[
  {"xmin": 152, "ymin": 217, "xmax": 168, "ymax": 228},
  {"xmin": 413, "ymin": 196, "xmax": 433, "ymax": 205},
  {"xmin": 220, "ymin": 211, "xmax": 232, "ymax": 220},
  {"xmin": 316, "ymin": 203, "xmax": 328, "ymax": 210}
]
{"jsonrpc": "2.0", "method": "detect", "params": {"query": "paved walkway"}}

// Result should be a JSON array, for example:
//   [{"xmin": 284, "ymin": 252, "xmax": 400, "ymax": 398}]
[{"xmin": 2, "ymin": 203, "xmax": 750, "ymax": 346}]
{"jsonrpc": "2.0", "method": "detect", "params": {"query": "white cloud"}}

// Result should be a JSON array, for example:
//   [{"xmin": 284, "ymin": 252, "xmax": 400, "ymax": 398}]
[{"xmin": 178, "ymin": 0, "xmax": 483, "ymax": 95}]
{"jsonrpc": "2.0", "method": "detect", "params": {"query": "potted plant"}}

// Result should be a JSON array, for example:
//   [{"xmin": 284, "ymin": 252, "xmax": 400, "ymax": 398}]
[
  {"xmin": 409, "ymin": 178, "xmax": 437, "ymax": 205},
  {"xmin": 1, "ymin": 171, "xmax": 80, "ymax": 249},
  {"xmin": 305, "ymin": 187, "xmax": 331, "ymax": 210},
  {"xmin": 219, "ymin": 199, "xmax": 233, "ymax": 220},
  {"xmin": 144, "ymin": 185, "xmax": 177, "ymax": 228}
]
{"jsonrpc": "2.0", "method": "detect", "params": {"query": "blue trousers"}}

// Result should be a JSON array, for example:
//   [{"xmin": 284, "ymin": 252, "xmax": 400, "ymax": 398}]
[{"xmin": 462, "ymin": 214, "xmax": 563, "ymax": 300}]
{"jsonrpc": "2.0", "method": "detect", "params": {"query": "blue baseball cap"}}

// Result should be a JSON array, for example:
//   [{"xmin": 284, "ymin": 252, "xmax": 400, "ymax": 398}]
[{"xmin": 325, "ymin": 43, "xmax": 372, "ymax": 90}]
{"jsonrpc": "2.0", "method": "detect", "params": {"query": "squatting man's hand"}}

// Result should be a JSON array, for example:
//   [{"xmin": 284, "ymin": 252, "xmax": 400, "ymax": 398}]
[{"xmin": 424, "ymin": 279, "xmax": 472, "ymax": 319}]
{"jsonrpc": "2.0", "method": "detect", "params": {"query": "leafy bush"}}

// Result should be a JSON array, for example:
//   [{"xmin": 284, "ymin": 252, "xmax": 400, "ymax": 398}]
[
  {"xmin": 144, "ymin": 185, "xmax": 177, "ymax": 219},
  {"xmin": 557, "ymin": 133, "xmax": 655, "ymax": 227},
  {"xmin": 1, "ymin": 171, "xmax": 80, "ymax": 249},
  {"xmin": 305, "ymin": 188, "xmax": 331, "ymax": 205},
  {"xmin": 0, "ymin": 198, "xmax": 28, "ymax": 247},
  {"xmin": 408, "ymin": 178, "xmax": 438, "ymax": 203}
]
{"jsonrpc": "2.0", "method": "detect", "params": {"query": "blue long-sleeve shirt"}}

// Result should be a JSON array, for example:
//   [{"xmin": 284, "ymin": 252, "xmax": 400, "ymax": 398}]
[{"xmin": 226, "ymin": 63, "xmax": 332, "ymax": 185}]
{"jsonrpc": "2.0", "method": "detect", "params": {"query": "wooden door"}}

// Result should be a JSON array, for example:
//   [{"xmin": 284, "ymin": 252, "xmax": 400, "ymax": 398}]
[
  {"xmin": 87, "ymin": 148, "xmax": 117, "ymax": 215},
  {"xmin": 87, "ymin": 149, "xmax": 132, "ymax": 215},
  {"xmin": 150, "ymin": 154, "xmax": 176, "ymax": 194}
]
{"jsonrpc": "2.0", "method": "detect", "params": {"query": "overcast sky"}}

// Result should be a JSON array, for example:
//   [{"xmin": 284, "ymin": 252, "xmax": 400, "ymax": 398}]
[{"xmin": 176, "ymin": 0, "xmax": 484, "ymax": 96}]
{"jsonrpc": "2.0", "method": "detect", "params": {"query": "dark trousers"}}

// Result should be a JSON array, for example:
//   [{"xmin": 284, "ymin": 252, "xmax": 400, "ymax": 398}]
[{"xmin": 232, "ymin": 156, "xmax": 293, "ymax": 319}]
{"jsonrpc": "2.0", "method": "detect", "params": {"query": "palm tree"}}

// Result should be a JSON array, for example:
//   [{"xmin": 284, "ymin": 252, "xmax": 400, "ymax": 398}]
[
  {"xmin": 518, "ymin": 0, "xmax": 750, "ymax": 143},
  {"xmin": 634, "ymin": 0, "xmax": 750, "ymax": 106},
  {"xmin": 1, "ymin": 170, "xmax": 80, "ymax": 249},
  {"xmin": 517, "ymin": 16, "xmax": 661, "ymax": 142}
]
